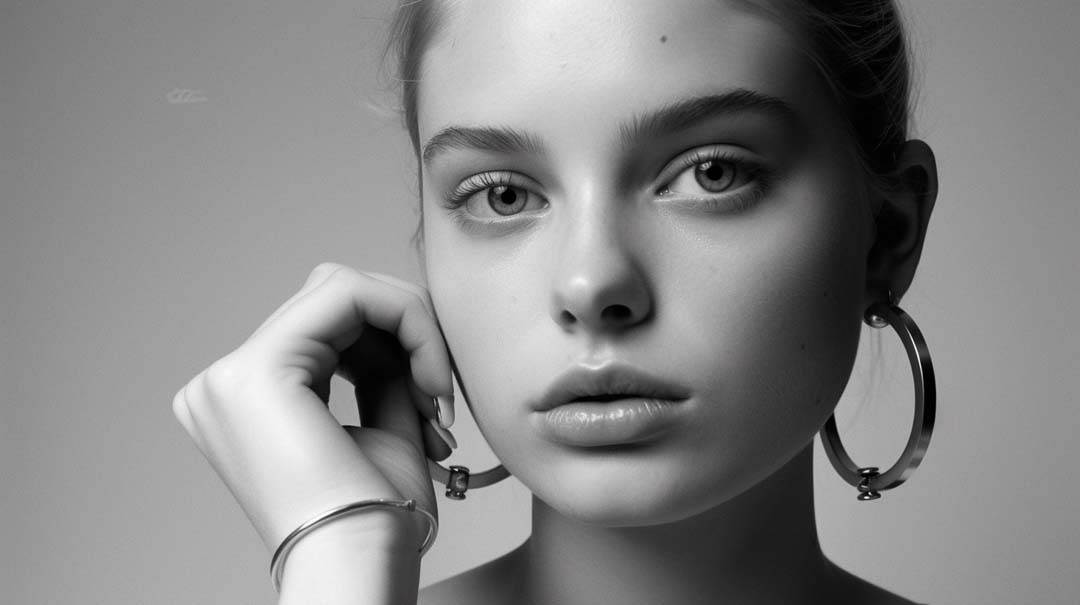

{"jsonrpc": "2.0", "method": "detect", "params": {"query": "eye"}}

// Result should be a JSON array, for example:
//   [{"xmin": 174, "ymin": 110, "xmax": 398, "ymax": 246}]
[
  {"xmin": 692, "ymin": 160, "xmax": 738, "ymax": 192},
  {"xmin": 445, "ymin": 171, "xmax": 547, "ymax": 219},
  {"xmin": 485, "ymin": 184, "xmax": 529, "ymax": 216},
  {"xmin": 659, "ymin": 154, "xmax": 757, "ymax": 198},
  {"xmin": 653, "ymin": 146, "xmax": 772, "ymax": 214}
]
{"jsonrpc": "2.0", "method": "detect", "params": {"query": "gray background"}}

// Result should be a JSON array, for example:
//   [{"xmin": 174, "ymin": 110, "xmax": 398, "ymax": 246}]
[{"xmin": 3, "ymin": 1, "xmax": 1078, "ymax": 603}]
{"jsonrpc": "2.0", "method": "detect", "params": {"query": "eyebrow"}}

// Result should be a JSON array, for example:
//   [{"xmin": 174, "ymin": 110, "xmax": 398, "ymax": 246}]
[
  {"xmin": 422, "ymin": 126, "xmax": 548, "ymax": 167},
  {"xmin": 421, "ymin": 88, "xmax": 799, "ymax": 168},
  {"xmin": 618, "ymin": 88, "xmax": 799, "ymax": 147}
]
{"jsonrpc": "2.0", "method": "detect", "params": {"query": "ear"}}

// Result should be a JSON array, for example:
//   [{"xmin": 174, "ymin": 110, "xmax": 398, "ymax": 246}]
[{"xmin": 864, "ymin": 139, "xmax": 938, "ymax": 305}]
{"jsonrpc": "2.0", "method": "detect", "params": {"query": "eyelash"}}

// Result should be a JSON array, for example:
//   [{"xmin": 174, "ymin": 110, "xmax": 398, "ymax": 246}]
[
  {"xmin": 655, "ymin": 148, "xmax": 772, "ymax": 213},
  {"xmin": 440, "ymin": 148, "xmax": 772, "ymax": 220},
  {"xmin": 443, "ymin": 171, "xmax": 540, "ymax": 210}
]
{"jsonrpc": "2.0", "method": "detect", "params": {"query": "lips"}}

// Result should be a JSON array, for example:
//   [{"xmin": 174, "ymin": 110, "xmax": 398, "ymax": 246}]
[
  {"xmin": 530, "ymin": 362, "xmax": 691, "ymax": 446},
  {"xmin": 532, "ymin": 361, "xmax": 691, "ymax": 411}
]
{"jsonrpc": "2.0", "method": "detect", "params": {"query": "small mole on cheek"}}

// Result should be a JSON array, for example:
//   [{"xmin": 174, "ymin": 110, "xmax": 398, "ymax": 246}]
[{"xmin": 660, "ymin": 34, "xmax": 668, "ymax": 43}]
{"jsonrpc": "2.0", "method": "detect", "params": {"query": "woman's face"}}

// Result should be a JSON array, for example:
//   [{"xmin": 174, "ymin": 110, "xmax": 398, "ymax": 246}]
[{"xmin": 420, "ymin": 0, "xmax": 872, "ymax": 525}]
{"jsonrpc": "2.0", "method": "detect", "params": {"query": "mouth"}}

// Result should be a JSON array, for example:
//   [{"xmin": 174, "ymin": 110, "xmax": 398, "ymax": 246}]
[
  {"xmin": 532, "ymin": 360, "xmax": 691, "ymax": 412},
  {"xmin": 574, "ymin": 393, "xmax": 635, "ymax": 403},
  {"xmin": 530, "ymin": 361, "xmax": 692, "ymax": 447}
]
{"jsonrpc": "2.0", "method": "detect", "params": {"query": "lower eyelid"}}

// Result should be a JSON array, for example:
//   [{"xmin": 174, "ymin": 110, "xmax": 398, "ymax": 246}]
[
  {"xmin": 449, "ymin": 210, "xmax": 543, "ymax": 237},
  {"xmin": 660, "ymin": 168, "xmax": 773, "ymax": 210},
  {"xmin": 660, "ymin": 188, "xmax": 765, "ymax": 214},
  {"xmin": 658, "ymin": 171, "xmax": 758, "ymax": 199}
]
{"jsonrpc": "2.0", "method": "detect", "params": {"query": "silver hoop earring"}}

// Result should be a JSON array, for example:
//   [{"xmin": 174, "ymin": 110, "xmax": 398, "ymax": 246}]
[
  {"xmin": 428, "ymin": 458, "xmax": 510, "ymax": 500},
  {"xmin": 820, "ymin": 298, "xmax": 936, "ymax": 501},
  {"xmin": 427, "ymin": 383, "xmax": 510, "ymax": 499}
]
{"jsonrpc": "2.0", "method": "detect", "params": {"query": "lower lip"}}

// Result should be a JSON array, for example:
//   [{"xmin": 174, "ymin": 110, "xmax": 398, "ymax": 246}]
[{"xmin": 537, "ymin": 398, "xmax": 683, "ymax": 447}]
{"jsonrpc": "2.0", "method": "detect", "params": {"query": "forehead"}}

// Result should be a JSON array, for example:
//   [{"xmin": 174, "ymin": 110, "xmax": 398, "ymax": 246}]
[{"xmin": 418, "ymin": 0, "xmax": 830, "ymax": 153}]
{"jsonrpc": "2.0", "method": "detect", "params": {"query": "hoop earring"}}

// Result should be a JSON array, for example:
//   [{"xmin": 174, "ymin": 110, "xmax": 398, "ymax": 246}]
[
  {"xmin": 426, "ymin": 363, "xmax": 510, "ymax": 500},
  {"xmin": 819, "ymin": 296, "xmax": 936, "ymax": 501},
  {"xmin": 428, "ymin": 457, "xmax": 510, "ymax": 500}
]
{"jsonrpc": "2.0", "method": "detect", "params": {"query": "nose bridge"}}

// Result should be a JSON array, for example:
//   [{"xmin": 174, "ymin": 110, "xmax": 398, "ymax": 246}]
[{"xmin": 548, "ymin": 183, "xmax": 652, "ymax": 333}]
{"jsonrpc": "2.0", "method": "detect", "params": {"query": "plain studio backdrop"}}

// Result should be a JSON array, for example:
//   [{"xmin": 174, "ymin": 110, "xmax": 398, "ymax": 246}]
[{"xmin": 3, "ymin": 1, "xmax": 1078, "ymax": 603}]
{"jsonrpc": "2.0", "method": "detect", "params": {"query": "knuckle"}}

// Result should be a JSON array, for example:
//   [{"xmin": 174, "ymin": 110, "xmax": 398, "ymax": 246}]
[
  {"xmin": 409, "ymin": 283, "xmax": 435, "ymax": 308},
  {"xmin": 401, "ymin": 285, "xmax": 436, "ymax": 318},
  {"xmin": 415, "ymin": 282, "xmax": 432, "ymax": 300},
  {"xmin": 307, "ymin": 262, "xmax": 347, "ymax": 285},
  {"xmin": 189, "ymin": 355, "xmax": 255, "ymax": 419},
  {"xmin": 372, "ymin": 272, "xmax": 433, "ymax": 307},
  {"xmin": 405, "ymin": 293, "xmax": 436, "ymax": 332},
  {"xmin": 402, "ymin": 288, "xmax": 427, "ymax": 313},
  {"xmin": 410, "ymin": 281, "xmax": 433, "ymax": 301},
  {"xmin": 202, "ymin": 356, "xmax": 248, "ymax": 395},
  {"xmin": 171, "ymin": 387, "xmax": 192, "ymax": 425}
]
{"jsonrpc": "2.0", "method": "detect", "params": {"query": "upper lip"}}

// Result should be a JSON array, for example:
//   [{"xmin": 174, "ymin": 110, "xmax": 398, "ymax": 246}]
[{"xmin": 532, "ymin": 361, "xmax": 691, "ymax": 412}]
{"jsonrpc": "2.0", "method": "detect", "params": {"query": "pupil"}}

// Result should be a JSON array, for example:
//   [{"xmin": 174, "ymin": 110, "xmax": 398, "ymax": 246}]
[
  {"xmin": 703, "ymin": 162, "xmax": 725, "ymax": 181},
  {"xmin": 488, "ymin": 185, "xmax": 526, "ymax": 216}
]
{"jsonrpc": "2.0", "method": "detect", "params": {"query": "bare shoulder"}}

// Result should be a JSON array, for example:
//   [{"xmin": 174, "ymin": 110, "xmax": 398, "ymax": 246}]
[{"xmin": 418, "ymin": 542, "xmax": 527, "ymax": 605}]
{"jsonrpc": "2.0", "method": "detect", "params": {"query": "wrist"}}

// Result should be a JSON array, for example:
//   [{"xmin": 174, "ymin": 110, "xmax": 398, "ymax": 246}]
[
  {"xmin": 278, "ymin": 507, "xmax": 421, "ymax": 570},
  {"xmin": 277, "ymin": 511, "xmax": 422, "ymax": 604}
]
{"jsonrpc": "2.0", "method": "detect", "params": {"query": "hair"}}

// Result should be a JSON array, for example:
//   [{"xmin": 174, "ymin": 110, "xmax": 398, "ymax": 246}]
[{"xmin": 381, "ymin": 0, "xmax": 916, "ymax": 214}]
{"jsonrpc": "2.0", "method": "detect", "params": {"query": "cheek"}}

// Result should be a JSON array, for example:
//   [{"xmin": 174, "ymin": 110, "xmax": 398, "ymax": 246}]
[
  {"xmin": 736, "ymin": 226, "xmax": 863, "ymax": 409},
  {"xmin": 424, "ymin": 228, "xmax": 540, "ymax": 434},
  {"xmin": 685, "ymin": 179, "xmax": 868, "ymax": 468}
]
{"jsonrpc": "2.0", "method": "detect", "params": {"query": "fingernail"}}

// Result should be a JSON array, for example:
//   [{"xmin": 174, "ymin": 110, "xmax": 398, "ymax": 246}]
[
  {"xmin": 435, "ymin": 394, "xmax": 455, "ymax": 429},
  {"xmin": 427, "ymin": 416, "xmax": 457, "ymax": 449}
]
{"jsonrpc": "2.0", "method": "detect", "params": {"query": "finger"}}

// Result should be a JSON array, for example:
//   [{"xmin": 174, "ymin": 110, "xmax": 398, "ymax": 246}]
[
  {"xmin": 421, "ymin": 417, "xmax": 453, "ymax": 461},
  {"xmin": 250, "ymin": 262, "xmax": 345, "ymax": 339},
  {"xmin": 356, "ymin": 376, "xmax": 424, "ymax": 447},
  {"xmin": 408, "ymin": 376, "xmax": 456, "ymax": 457},
  {"xmin": 334, "ymin": 323, "xmax": 440, "ymax": 428},
  {"xmin": 250, "ymin": 267, "xmax": 454, "ymax": 400},
  {"xmin": 364, "ymin": 272, "xmax": 435, "ymax": 315},
  {"xmin": 365, "ymin": 271, "xmax": 456, "ymax": 428},
  {"xmin": 355, "ymin": 371, "xmax": 454, "ymax": 459},
  {"xmin": 406, "ymin": 376, "xmax": 443, "ymax": 428},
  {"xmin": 172, "ymin": 378, "xmax": 207, "ymax": 453}
]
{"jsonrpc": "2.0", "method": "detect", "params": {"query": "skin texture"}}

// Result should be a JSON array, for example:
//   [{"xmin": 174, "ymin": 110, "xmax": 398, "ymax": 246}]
[
  {"xmin": 415, "ymin": 1, "xmax": 936, "ymax": 603},
  {"xmin": 423, "ymin": 0, "xmax": 862, "ymax": 523}
]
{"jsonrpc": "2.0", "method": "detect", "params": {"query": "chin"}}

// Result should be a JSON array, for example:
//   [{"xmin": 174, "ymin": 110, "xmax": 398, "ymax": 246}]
[
  {"xmin": 528, "ymin": 457, "xmax": 748, "ymax": 528},
  {"xmin": 523, "ymin": 440, "xmax": 811, "ymax": 528}
]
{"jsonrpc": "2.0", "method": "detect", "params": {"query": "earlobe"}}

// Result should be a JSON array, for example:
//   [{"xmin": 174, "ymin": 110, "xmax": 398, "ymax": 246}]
[{"xmin": 865, "ymin": 139, "xmax": 938, "ymax": 304}]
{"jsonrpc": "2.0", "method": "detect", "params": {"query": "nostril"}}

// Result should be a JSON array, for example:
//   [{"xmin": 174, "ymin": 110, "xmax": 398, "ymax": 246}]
[
  {"xmin": 559, "ymin": 310, "xmax": 576, "ymax": 325},
  {"xmin": 601, "ymin": 304, "xmax": 632, "ymax": 323}
]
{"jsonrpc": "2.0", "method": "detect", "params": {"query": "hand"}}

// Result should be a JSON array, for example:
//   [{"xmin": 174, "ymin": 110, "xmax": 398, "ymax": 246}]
[{"xmin": 172, "ymin": 263, "xmax": 457, "ymax": 567}]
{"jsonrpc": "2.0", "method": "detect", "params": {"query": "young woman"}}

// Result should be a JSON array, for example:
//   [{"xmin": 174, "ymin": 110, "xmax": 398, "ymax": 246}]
[{"xmin": 174, "ymin": 0, "xmax": 938, "ymax": 602}]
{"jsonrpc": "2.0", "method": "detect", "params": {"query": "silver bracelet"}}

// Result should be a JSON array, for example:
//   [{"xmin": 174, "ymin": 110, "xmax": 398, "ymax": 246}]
[{"xmin": 269, "ymin": 498, "xmax": 438, "ymax": 593}]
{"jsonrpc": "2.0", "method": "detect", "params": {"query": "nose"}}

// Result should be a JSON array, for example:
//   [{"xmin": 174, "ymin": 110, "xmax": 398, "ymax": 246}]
[{"xmin": 548, "ymin": 201, "xmax": 653, "ymax": 334}]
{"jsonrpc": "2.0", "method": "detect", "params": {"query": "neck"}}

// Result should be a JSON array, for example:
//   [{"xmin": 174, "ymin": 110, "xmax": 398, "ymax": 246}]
[{"xmin": 519, "ymin": 445, "xmax": 830, "ymax": 605}]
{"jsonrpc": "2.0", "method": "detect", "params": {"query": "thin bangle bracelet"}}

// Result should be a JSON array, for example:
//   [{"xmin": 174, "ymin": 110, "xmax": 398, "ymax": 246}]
[{"xmin": 270, "ymin": 498, "xmax": 438, "ymax": 593}]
